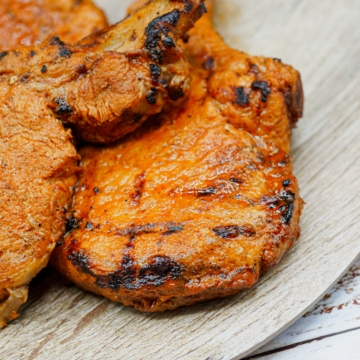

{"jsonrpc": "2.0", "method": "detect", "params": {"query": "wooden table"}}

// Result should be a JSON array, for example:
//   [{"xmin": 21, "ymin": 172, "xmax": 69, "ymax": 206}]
[{"xmin": 247, "ymin": 257, "xmax": 360, "ymax": 359}]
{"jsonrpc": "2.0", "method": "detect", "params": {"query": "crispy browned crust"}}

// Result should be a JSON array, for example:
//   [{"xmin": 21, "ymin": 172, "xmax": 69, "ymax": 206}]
[
  {"xmin": 0, "ymin": 0, "xmax": 205, "ymax": 144},
  {"xmin": 52, "ymin": 8, "xmax": 304, "ymax": 312},
  {"xmin": 0, "ymin": 0, "xmax": 106, "ymax": 328},
  {"xmin": 0, "ymin": 0, "xmax": 108, "ymax": 50},
  {"xmin": 0, "ymin": 0, "xmax": 204, "ymax": 326}
]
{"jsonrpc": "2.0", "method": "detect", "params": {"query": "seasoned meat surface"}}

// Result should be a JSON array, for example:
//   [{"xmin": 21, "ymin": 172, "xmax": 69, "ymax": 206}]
[
  {"xmin": 0, "ymin": 0, "xmax": 204, "ymax": 326},
  {"xmin": 0, "ymin": 0, "xmax": 108, "ymax": 50},
  {"xmin": 52, "ymin": 3, "xmax": 304, "ymax": 312}
]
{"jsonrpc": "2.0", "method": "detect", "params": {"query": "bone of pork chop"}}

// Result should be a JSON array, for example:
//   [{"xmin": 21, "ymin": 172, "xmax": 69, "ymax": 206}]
[
  {"xmin": 0, "ymin": 0, "xmax": 205, "ymax": 327},
  {"xmin": 51, "ymin": 1, "xmax": 304, "ymax": 312}
]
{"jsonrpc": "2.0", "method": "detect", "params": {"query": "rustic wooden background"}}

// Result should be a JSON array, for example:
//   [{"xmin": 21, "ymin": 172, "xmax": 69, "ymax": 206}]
[{"xmin": 1, "ymin": 1, "xmax": 360, "ymax": 359}]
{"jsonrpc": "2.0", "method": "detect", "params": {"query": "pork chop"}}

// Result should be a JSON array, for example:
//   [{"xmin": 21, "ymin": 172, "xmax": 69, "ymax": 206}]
[
  {"xmin": 0, "ymin": 0, "xmax": 107, "ymax": 50},
  {"xmin": 52, "ymin": 1, "xmax": 304, "ymax": 312},
  {"xmin": 0, "ymin": 0, "xmax": 205, "ymax": 326}
]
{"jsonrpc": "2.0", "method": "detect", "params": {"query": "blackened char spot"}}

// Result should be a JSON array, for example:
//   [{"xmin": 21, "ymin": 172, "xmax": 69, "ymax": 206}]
[
  {"xmin": 146, "ymin": 87, "xmax": 158, "ymax": 105},
  {"xmin": 213, "ymin": 225, "xmax": 256, "ymax": 239},
  {"xmin": 282, "ymin": 179, "xmax": 291, "ymax": 187},
  {"xmin": 41, "ymin": 65, "xmax": 47, "ymax": 73},
  {"xmin": 0, "ymin": 51, "xmax": 8, "ymax": 60},
  {"xmin": 145, "ymin": 10, "xmax": 181, "ymax": 63},
  {"xmin": 213, "ymin": 226, "xmax": 240, "ymax": 239},
  {"xmin": 30, "ymin": 50, "xmax": 36, "ymax": 57},
  {"xmin": 130, "ymin": 172, "xmax": 146, "ymax": 205},
  {"xmin": 55, "ymin": 98, "xmax": 73, "ymax": 115},
  {"xmin": 230, "ymin": 178, "xmax": 243, "ymax": 184},
  {"xmin": 281, "ymin": 202, "xmax": 294, "ymax": 225},
  {"xmin": 68, "ymin": 250, "xmax": 93, "ymax": 275},
  {"xmin": 149, "ymin": 63, "xmax": 162, "ymax": 79},
  {"xmin": 197, "ymin": 187, "xmax": 217, "ymax": 196},
  {"xmin": 183, "ymin": 1, "xmax": 194, "ymax": 13},
  {"xmin": 59, "ymin": 48, "xmax": 72, "ymax": 58},
  {"xmin": 96, "ymin": 255, "xmax": 136, "ymax": 290},
  {"xmin": 279, "ymin": 191, "xmax": 295, "ymax": 202},
  {"xmin": 162, "ymin": 36, "xmax": 175, "ymax": 48},
  {"xmin": 162, "ymin": 225, "xmax": 184, "ymax": 236},
  {"xmin": 168, "ymin": 86, "xmax": 184, "ymax": 101},
  {"xmin": 136, "ymin": 256, "xmax": 184, "ymax": 287},
  {"xmin": 233, "ymin": 86, "xmax": 249, "ymax": 106},
  {"xmin": 50, "ymin": 36, "xmax": 65, "ymax": 46},
  {"xmin": 252, "ymin": 81, "xmax": 272, "ymax": 102},
  {"xmin": 278, "ymin": 191, "xmax": 296, "ymax": 224},
  {"xmin": 65, "ymin": 216, "xmax": 79, "ymax": 234},
  {"xmin": 203, "ymin": 56, "xmax": 215, "ymax": 70},
  {"xmin": 85, "ymin": 221, "xmax": 94, "ymax": 230}
]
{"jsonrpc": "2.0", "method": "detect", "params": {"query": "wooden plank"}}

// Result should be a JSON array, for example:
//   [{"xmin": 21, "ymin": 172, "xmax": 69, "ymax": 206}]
[
  {"xmin": 1, "ymin": 1, "xmax": 360, "ymax": 359},
  {"xmin": 249, "ymin": 329, "xmax": 360, "ymax": 360},
  {"xmin": 251, "ymin": 257, "xmax": 360, "ymax": 356}
]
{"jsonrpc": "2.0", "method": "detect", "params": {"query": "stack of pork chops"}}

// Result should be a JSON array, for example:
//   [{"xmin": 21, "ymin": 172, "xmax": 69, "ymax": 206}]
[{"xmin": 0, "ymin": 0, "xmax": 303, "ymax": 326}]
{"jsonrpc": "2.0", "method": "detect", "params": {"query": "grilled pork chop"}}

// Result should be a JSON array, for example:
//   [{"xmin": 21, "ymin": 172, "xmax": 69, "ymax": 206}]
[
  {"xmin": 0, "ymin": 0, "xmax": 205, "ymax": 327},
  {"xmin": 52, "ymin": 2, "xmax": 304, "ymax": 312},
  {"xmin": 0, "ymin": 0, "xmax": 107, "ymax": 50}
]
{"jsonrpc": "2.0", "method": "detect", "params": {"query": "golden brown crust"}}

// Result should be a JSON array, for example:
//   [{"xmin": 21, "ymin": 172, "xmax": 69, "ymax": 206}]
[
  {"xmin": 0, "ymin": 0, "xmax": 204, "ymax": 325},
  {"xmin": 52, "ymin": 9, "xmax": 304, "ymax": 312},
  {"xmin": 0, "ymin": 0, "xmax": 108, "ymax": 50}
]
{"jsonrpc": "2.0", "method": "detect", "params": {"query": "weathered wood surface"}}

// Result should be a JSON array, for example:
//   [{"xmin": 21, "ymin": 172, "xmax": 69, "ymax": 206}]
[
  {"xmin": 1, "ymin": 1, "xmax": 360, "ymax": 359},
  {"xmin": 248, "ymin": 257, "xmax": 360, "ymax": 358}
]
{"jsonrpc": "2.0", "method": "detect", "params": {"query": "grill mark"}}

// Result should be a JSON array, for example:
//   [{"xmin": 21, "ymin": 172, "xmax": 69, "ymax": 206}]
[
  {"xmin": 130, "ymin": 172, "xmax": 146, "ymax": 206},
  {"xmin": 212, "ymin": 225, "xmax": 256, "ymax": 239}
]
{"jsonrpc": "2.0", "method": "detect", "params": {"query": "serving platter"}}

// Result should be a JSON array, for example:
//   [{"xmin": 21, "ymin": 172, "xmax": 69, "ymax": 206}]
[{"xmin": 1, "ymin": 1, "xmax": 360, "ymax": 359}]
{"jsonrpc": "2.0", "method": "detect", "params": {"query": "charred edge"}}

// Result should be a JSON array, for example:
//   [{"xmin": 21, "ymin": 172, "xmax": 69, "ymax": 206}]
[
  {"xmin": 233, "ymin": 87, "xmax": 249, "ymax": 106},
  {"xmin": 279, "ymin": 191, "xmax": 295, "ymax": 224},
  {"xmin": 135, "ymin": 256, "xmax": 184, "ymax": 287},
  {"xmin": 213, "ymin": 225, "xmax": 256, "ymax": 239},
  {"xmin": 197, "ymin": 187, "xmax": 217, "ymax": 196},
  {"xmin": 50, "ymin": 36, "xmax": 65, "ymax": 46},
  {"xmin": 41, "ymin": 65, "xmax": 47, "ymax": 73},
  {"xmin": 195, "ymin": 2, "xmax": 207, "ymax": 18},
  {"xmin": 282, "ymin": 80, "xmax": 304, "ymax": 124},
  {"xmin": 65, "ymin": 216, "xmax": 79, "ymax": 234},
  {"xmin": 168, "ymin": 85, "xmax": 185, "ymax": 101},
  {"xmin": 68, "ymin": 250, "xmax": 93, "ymax": 276},
  {"xmin": 95, "ymin": 256, "xmax": 184, "ymax": 290},
  {"xmin": 95, "ymin": 255, "xmax": 136, "ymax": 289},
  {"xmin": 203, "ymin": 56, "xmax": 215, "ymax": 70},
  {"xmin": 145, "ymin": 10, "xmax": 181, "ymax": 63},
  {"xmin": 130, "ymin": 173, "xmax": 146, "ymax": 205},
  {"xmin": 55, "ymin": 98, "xmax": 73, "ymax": 115},
  {"xmin": 251, "ymin": 81, "xmax": 271, "ymax": 102},
  {"xmin": 146, "ymin": 87, "xmax": 158, "ymax": 105},
  {"xmin": 49, "ymin": 36, "xmax": 72, "ymax": 58},
  {"xmin": 149, "ymin": 63, "xmax": 162, "ymax": 79},
  {"xmin": 0, "ymin": 51, "xmax": 8, "ymax": 60}
]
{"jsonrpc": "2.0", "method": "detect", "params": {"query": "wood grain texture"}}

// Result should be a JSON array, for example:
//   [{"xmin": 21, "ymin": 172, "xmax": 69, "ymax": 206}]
[
  {"xmin": 252, "ymin": 329, "xmax": 360, "ymax": 360},
  {"xmin": 250, "ymin": 257, "xmax": 360, "ymax": 358},
  {"xmin": 1, "ymin": 1, "xmax": 360, "ymax": 359}
]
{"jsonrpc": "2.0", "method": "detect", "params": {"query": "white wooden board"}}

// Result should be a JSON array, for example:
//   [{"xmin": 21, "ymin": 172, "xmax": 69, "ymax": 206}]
[
  {"xmin": 249, "ymin": 257, "xmax": 360, "ymax": 358},
  {"xmin": 1, "ymin": 1, "xmax": 360, "ymax": 359}
]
